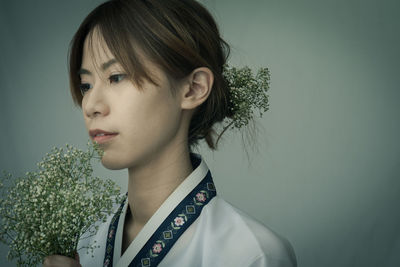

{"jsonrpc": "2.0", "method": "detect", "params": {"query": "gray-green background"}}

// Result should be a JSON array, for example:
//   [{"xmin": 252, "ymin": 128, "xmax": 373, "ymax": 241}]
[{"xmin": 1, "ymin": 0, "xmax": 399, "ymax": 266}]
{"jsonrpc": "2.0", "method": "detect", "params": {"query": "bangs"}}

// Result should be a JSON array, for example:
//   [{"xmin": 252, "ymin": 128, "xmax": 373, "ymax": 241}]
[{"xmin": 68, "ymin": 0, "xmax": 161, "ymax": 108}]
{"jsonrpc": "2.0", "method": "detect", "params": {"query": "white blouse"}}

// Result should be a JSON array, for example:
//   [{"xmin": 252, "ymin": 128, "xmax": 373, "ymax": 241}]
[{"xmin": 77, "ymin": 153, "xmax": 297, "ymax": 267}]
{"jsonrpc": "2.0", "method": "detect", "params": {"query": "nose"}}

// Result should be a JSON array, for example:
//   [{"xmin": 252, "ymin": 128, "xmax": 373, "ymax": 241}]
[{"xmin": 82, "ymin": 84, "xmax": 110, "ymax": 119}]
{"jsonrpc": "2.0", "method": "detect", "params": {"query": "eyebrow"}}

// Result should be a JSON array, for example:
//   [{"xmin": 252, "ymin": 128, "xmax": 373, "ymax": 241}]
[{"xmin": 77, "ymin": 58, "xmax": 118, "ymax": 75}]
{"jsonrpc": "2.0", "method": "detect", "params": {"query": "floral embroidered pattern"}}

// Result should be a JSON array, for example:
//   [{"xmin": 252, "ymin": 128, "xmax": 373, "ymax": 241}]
[
  {"xmin": 194, "ymin": 190, "xmax": 209, "ymax": 206},
  {"xmin": 108, "ymin": 229, "xmax": 114, "ymax": 239},
  {"xmin": 174, "ymin": 216, "xmax": 185, "ymax": 226},
  {"xmin": 171, "ymin": 214, "xmax": 187, "ymax": 230},
  {"xmin": 195, "ymin": 192, "xmax": 207, "ymax": 202},
  {"xmin": 149, "ymin": 240, "xmax": 165, "ymax": 257},
  {"xmin": 152, "ymin": 243, "xmax": 162, "ymax": 254}
]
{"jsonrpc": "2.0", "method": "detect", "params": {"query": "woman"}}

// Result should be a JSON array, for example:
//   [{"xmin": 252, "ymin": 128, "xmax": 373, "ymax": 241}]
[{"xmin": 44, "ymin": 0, "xmax": 297, "ymax": 266}]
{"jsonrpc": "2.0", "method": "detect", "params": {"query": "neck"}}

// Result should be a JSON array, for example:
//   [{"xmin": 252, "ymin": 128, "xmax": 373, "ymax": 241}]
[{"xmin": 126, "ymin": 144, "xmax": 193, "ymax": 228}]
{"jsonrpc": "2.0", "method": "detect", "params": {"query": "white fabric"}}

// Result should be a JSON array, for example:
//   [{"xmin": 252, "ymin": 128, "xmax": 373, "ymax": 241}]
[{"xmin": 77, "ymin": 154, "xmax": 297, "ymax": 267}]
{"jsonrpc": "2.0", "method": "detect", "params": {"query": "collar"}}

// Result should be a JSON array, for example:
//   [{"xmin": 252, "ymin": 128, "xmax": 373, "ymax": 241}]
[{"xmin": 113, "ymin": 152, "xmax": 211, "ymax": 266}]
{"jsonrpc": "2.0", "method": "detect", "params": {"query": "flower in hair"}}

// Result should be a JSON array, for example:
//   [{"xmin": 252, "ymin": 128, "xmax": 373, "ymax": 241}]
[{"xmin": 223, "ymin": 64, "xmax": 271, "ymax": 129}]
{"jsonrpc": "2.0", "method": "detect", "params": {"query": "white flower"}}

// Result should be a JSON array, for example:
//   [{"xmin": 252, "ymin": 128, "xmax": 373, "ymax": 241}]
[{"xmin": 0, "ymin": 140, "xmax": 123, "ymax": 267}]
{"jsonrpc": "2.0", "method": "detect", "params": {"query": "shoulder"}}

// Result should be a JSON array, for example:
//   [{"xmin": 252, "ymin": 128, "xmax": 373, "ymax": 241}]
[{"xmin": 198, "ymin": 196, "xmax": 297, "ymax": 267}]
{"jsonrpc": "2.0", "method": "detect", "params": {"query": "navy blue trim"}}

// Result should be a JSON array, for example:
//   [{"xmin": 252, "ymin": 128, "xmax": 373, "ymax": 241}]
[
  {"xmin": 130, "ymin": 171, "xmax": 216, "ymax": 267},
  {"xmin": 102, "ymin": 156, "xmax": 216, "ymax": 267},
  {"xmin": 103, "ymin": 194, "xmax": 127, "ymax": 267}
]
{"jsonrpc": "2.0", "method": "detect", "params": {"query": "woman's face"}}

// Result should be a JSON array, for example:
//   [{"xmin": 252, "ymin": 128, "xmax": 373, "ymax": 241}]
[{"xmin": 80, "ymin": 29, "xmax": 184, "ymax": 170}]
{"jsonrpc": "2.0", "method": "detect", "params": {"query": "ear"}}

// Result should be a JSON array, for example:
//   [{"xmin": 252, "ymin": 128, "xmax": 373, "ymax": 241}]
[{"xmin": 180, "ymin": 67, "xmax": 214, "ymax": 110}]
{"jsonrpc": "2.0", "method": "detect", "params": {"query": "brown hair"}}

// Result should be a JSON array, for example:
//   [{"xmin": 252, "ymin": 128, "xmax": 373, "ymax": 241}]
[{"xmin": 68, "ymin": 0, "xmax": 233, "ymax": 150}]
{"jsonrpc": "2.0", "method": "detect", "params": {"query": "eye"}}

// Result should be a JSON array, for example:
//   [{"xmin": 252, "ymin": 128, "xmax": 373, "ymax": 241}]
[
  {"xmin": 79, "ymin": 74, "xmax": 126, "ymax": 96},
  {"xmin": 79, "ymin": 83, "xmax": 92, "ymax": 96},
  {"xmin": 109, "ymin": 74, "xmax": 126, "ymax": 84}
]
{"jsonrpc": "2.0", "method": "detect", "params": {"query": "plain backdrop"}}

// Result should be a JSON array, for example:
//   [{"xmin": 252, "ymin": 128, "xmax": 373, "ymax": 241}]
[{"xmin": 1, "ymin": 0, "xmax": 399, "ymax": 266}]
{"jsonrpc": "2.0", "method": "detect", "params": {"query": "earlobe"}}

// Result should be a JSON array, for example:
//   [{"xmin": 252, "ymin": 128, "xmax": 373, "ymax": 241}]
[{"xmin": 181, "ymin": 67, "xmax": 214, "ymax": 110}]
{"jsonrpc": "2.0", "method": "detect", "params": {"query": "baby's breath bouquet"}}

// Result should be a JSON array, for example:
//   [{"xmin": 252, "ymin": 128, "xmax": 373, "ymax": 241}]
[{"xmin": 0, "ymin": 140, "xmax": 124, "ymax": 266}]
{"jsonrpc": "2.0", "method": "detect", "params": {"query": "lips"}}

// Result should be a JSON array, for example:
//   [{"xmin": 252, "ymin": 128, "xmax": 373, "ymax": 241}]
[
  {"xmin": 89, "ymin": 129, "xmax": 118, "ymax": 139},
  {"xmin": 92, "ymin": 133, "xmax": 118, "ymax": 144}
]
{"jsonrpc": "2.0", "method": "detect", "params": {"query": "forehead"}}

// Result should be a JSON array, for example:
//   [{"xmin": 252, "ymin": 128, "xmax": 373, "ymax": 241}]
[{"xmin": 82, "ymin": 27, "xmax": 114, "ymax": 68}]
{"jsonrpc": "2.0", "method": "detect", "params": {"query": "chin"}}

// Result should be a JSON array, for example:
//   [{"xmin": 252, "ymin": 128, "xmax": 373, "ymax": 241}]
[{"xmin": 100, "ymin": 154, "xmax": 127, "ymax": 170}]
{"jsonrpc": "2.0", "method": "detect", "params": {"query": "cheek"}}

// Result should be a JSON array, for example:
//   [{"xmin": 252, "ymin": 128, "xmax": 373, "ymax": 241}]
[
  {"xmin": 122, "ymin": 92, "xmax": 181, "ymax": 143},
  {"xmin": 99, "ymin": 93, "xmax": 182, "ymax": 169},
  {"xmin": 141, "ymin": 97, "xmax": 180, "ymax": 137}
]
